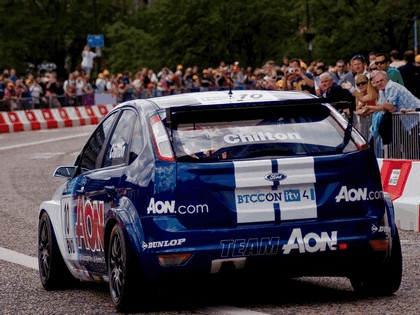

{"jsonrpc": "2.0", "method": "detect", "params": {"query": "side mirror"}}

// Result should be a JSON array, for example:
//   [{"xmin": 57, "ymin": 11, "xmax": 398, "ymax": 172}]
[{"xmin": 53, "ymin": 166, "xmax": 77, "ymax": 178}]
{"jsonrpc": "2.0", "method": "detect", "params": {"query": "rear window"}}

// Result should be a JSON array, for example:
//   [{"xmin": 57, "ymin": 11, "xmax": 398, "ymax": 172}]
[{"xmin": 167, "ymin": 103, "xmax": 360, "ymax": 161}]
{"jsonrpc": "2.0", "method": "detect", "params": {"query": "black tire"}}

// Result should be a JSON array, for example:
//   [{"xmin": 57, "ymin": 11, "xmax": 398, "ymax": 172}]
[
  {"xmin": 108, "ymin": 224, "xmax": 141, "ymax": 313},
  {"xmin": 350, "ymin": 228, "xmax": 402, "ymax": 296},
  {"xmin": 38, "ymin": 211, "xmax": 76, "ymax": 290}
]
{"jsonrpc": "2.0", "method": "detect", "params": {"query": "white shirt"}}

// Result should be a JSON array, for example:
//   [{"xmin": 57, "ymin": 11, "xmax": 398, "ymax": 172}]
[{"xmin": 81, "ymin": 50, "xmax": 97, "ymax": 69}]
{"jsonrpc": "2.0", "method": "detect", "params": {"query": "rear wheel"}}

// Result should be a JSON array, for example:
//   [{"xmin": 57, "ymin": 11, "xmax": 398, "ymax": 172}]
[
  {"xmin": 350, "ymin": 228, "xmax": 402, "ymax": 296},
  {"xmin": 108, "ymin": 224, "xmax": 148, "ymax": 312},
  {"xmin": 38, "ymin": 211, "xmax": 75, "ymax": 290}
]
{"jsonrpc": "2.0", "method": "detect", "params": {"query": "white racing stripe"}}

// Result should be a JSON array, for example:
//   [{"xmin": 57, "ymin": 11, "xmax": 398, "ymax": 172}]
[
  {"xmin": 0, "ymin": 247, "xmax": 38, "ymax": 270},
  {"xmin": 234, "ymin": 157, "xmax": 317, "ymax": 223},
  {"xmin": 0, "ymin": 133, "xmax": 91, "ymax": 151}
]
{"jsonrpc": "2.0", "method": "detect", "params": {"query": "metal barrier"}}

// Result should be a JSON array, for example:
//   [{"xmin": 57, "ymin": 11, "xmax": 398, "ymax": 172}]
[{"xmin": 358, "ymin": 113, "xmax": 420, "ymax": 160}]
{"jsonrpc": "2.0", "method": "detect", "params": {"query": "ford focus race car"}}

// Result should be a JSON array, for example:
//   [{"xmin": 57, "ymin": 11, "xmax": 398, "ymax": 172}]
[{"xmin": 38, "ymin": 90, "xmax": 402, "ymax": 312}]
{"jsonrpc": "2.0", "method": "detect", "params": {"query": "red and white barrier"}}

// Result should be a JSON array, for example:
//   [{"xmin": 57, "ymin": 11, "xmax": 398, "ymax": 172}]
[
  {"xmin": 378, "ymin": 158, "xmax": 420, "ymax": 232},
  {"xmin": 0, "ymin": 104, "xmax": 116, "ymax": 134}
]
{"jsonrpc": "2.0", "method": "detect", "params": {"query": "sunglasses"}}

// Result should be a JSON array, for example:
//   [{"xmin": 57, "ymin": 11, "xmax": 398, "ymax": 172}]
[
  {"xmin": 369, "ymin": 67, "xmax": 377, "ymax": 71},
  {"xmin": 356, "ymin": 81, "xmax": 368, "ymax": 87},
  {"xmin": 375, "ymin": 60, "xmax": 386, "ymax": 65}
]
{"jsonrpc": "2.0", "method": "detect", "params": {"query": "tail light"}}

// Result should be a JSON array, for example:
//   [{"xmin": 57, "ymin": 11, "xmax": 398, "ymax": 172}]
[{"xmin": 150, "ymin": 114, "xmax": 175, "ymax": 161}]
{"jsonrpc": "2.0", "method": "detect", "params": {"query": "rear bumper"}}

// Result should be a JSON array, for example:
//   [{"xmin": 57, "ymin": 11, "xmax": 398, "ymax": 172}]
[{"xmin": 137, "ymin": 216, "xmax": 391, "ymax": 279}]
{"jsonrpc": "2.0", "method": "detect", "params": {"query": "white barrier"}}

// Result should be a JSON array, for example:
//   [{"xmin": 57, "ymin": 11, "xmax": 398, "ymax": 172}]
[
  {"xmin": 378, "ymin": 159, "xmax": 420, "ymax": 232},
  {"xmin": 0, "ymin": 104, "xmax": 116, "ymax": 133}
]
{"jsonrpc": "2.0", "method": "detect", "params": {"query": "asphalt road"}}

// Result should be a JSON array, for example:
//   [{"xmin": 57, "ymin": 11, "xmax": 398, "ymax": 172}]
[{"xmin": 1, "ymin": 126, "xmax": 420, "ymax": 315}]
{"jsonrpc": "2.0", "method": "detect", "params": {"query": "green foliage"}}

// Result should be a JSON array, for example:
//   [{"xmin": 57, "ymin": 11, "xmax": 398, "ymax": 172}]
[{"xmin": 0, "ymin": 0, "xmax": 418, "ymax": 76}]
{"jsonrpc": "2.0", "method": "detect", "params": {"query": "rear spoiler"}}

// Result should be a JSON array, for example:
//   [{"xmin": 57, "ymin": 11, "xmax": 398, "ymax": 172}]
[{"xmin": 165, "ymin": 98, "xmax": 354, "ymax": 127}]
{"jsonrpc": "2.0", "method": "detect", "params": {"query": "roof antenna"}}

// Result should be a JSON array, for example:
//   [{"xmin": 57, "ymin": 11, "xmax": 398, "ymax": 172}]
[{"xmin": 227, "ymin": 21, "xmax": 233, "ymax": 97}]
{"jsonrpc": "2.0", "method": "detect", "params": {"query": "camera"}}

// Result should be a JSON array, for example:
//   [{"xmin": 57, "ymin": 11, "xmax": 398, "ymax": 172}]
[{"xmin": 288, "ymin": 68, "xmax": 295, "ymax": 74}]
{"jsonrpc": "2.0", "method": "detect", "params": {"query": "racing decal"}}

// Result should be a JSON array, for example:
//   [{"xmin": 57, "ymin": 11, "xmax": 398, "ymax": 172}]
[
  {"xmin": 192, "ymin": 92, "xmax": 279, "ymax": 105},
  {"xmin": 335, "ymin": 186, "xmax": 383, "ymax": 203},
  {"xmin": 282, "ymin": 228, "xmax": 337, "ymax": 254},
  {"xmin": 62, "ymin": 196, "xmax": 78, "ymax": 258},
  {"xmin": 224, "ymin": 132, "xmax": 301, "ymax": 144},
  {"xmin": 220, "ymin": 237, "xmax": 280, "ymax": 257},
  {"xmin": 147, "ymin": 198, "xmax": 209, "ymax": 215},
  {"xmin": 220, "ymin": 228, "xmax": 337, "ymax": 257},
  {"xmin": 233, "ymin": 158, "xmax": 317, "ymax": 223},
  {"xmin": 371, "ymin": 224, "xmax": 391, "ymax": 234},
  {"xmin": 142, "ymin": 238, "xmax": 186, "ymax": 250},
  {"xmin": 75, "ymin": 195, "xmax": 105, "ymax": 252}
]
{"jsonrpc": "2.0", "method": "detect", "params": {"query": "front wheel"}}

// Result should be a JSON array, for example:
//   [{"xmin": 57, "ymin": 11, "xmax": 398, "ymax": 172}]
[{"xmin": 350, "ymin": 228, "xmax": 402, "ymax": 296}]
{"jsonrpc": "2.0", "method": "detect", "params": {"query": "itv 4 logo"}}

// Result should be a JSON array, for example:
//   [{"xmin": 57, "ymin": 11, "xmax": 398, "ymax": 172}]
[{"xmin": 284, "ymin": 188, "xmax": 315, "ymax": 202}]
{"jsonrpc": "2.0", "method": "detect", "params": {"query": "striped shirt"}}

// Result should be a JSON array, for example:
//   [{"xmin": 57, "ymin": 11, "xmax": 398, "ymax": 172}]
[{"xmin": 378, "ymin": 80, "xmax": 420, "ymax": 111}]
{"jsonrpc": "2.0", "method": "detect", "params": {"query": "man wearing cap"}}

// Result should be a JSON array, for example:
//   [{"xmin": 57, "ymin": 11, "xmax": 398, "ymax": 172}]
[{"xmin": 95, "ymin": 72, "xmax": 107, "ymax": 93}]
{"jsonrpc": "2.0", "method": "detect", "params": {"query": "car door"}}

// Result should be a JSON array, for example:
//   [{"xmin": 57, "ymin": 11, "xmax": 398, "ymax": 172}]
[{"xmin": 60, "ymin": 108, "xmax": 138, "ymax": 277}]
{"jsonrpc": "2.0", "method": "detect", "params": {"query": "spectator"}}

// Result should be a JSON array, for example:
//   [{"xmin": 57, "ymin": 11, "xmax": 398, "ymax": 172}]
[
  {"xmin": 0, "ymin": 75, "xmax": 5, "ymax": 100},
  {"xmin": 262, "ymin": 60, "xmax": 277, "ymax": 79},
  {"xmin": 339, "ymin": 54, "xmax": 367, "ymax": 87},
  {"xmin": 368, "ymin": 70, "xmax": 420, "ymax": 113},
  {"xmin": 14, "ymin": 78, "xmax": 29, "ymax": 109},
  {"xmin": 74, "ymin": 71, "xmax": 86, "ymax": 106},
  {"xmin": 369, "ymin": 51, "xmax": 377, "ymax": 64},
  {"xmin": 374, "ymin": 52, "xmax": 404, "ymax": 85},
  {"xmin": 389, "ymin": 49, "xmax": 405, "ymax": 68},
  {"xmin": 106, "ymin": 73, "xmax": 118, "ymax": 97},
  {"xmin": 63, "ymin": 72, "xmax": 76, "ymax": 95},
  {"xmin": 27, "ymin": 75, "xmax": 44, "ymax": 109},
  {"xmin": 2, "ymin": 82, "xmax": 19, "ymax": 111},
  {"xmin": 342, "ymin": 73, "xmax": 378, "ymax": 117},
  {"xmin": 63, "ymin": 79, "xmax": 77, "ymax": 106},
  {"xmin": 415, "ymin": 54, "xmax": 420, "ymax": 66},
  {"xmin": 332, "ymin": 59, "xmax": 347, "ymax": 83},
  {"xmin": 95, "ymin": 72, "xmax": 107, "ymax": 93},
  {"xmin": 283, "ymin": 58, "xmax": 315, "ymax": 94},
  {"xmin": 200, "ymin": 69, "xmax": 213, "ymax": 91},
  {"xmin": 397, "ymin": 50, "xmax": 420, "ymax": 99},
  {"xmin": 131, "ymin": 70, "xmax": 144, "ymax": 98},
  {"xmin": 318, "ymin": 71, "xmax": 355, "ymax": 105},
  {"xmin": 44, "ymin": 72, "xmax": 62, "ymax": 108},
  {"xmin": 313, "ymin": 63, "xmax": 326, "ymax": 96},
  {"xmin": 81, "ymin": 45, "xmax": 98, "ymax": 77},
  {"xmin": 280, "ymin": 55, "xmax": 290, "ymax": 74},
  {"xmin": 367, "ymin": 61, "xmax": 377, "ymax": 75},
  {"xmin": 369, "ymin": 70, "xmax": 419, "ymax": 149},
  {"xmin": 8, "ymin": 69, "xmax": 18, "ymax": 83}
]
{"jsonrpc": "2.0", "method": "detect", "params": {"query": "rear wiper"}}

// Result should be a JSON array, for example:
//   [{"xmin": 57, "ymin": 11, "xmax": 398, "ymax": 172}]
[{"xmin": 331, "ymin": 101, "xmax": 355, "ymax": 153}]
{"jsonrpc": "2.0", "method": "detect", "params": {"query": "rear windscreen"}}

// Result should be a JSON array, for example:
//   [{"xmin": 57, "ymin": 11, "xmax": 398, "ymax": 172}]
[{"xmin": 167, "ymin": 104, "xmax": 359, "ymax": 161}]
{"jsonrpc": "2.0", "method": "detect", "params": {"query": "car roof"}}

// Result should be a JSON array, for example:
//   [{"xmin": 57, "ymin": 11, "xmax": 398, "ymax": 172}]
[{"xmin": 129, "ymin": 90, "xmax": 317, "ymax": 110}]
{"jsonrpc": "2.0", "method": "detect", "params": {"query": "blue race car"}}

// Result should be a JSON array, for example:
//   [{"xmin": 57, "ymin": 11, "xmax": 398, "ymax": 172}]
[{"xmin": 38, "ymin": 90, "xmax": 402, "ymax": 312}]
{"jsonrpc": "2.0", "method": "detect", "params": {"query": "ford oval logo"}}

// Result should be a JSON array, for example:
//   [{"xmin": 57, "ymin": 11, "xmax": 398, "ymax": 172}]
[{"xmin": 264, "ymin": 173, "xmax": 287, "ymax": 181}]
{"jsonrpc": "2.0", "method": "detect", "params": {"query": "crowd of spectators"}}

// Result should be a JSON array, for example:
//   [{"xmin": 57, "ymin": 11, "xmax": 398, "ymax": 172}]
[{"xmin": 1, "ymin": 49, "xmax": 419, "ymax": 113}]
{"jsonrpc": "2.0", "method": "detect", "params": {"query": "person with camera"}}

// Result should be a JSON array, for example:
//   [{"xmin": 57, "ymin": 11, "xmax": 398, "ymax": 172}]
[{"xmin": 283, "ymin": 58, "xmax": 315, "ymax": 95}]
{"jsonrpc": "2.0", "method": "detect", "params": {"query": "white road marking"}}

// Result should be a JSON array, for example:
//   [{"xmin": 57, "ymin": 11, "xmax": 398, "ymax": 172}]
[
  {"xmin": 0, "ymin": 133, "xmax": 91, "ymax": 152},
  {"xmin": 29, "ymin": 152, "xmax": 67, "ymax": 159},
  {"xmin": 201, "ymin": 306, "xmax": 271, "ymax": 315},
  {"xmin": 0, "ymin": 247, "xmax": 38, "ymax": 270},
  {"xmin": 0, "ymin": 247, "xmax": 272, "ymax": 315}
]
